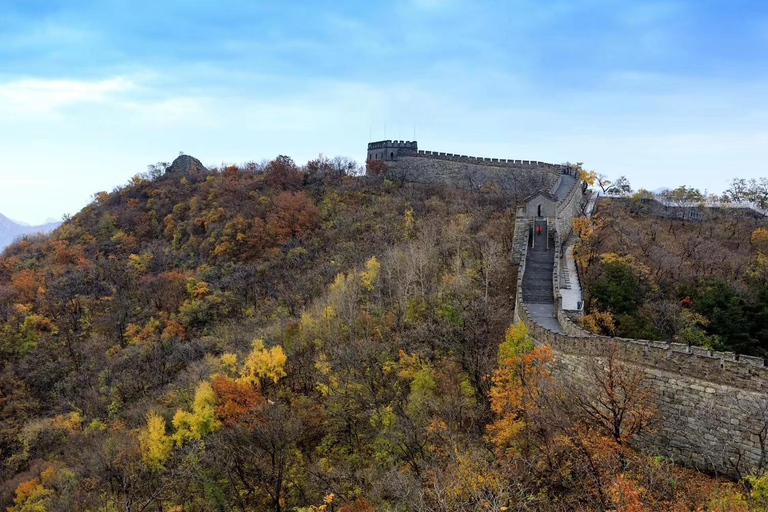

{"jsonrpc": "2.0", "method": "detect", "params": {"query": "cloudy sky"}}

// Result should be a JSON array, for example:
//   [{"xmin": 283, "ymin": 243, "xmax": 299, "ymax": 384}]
[{"xmin": 1, "ymin": 0, "xmax": 767, "ymax": 223}]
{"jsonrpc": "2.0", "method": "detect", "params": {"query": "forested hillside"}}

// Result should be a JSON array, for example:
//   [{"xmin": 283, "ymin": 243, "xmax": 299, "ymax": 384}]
[
  {"xmin": 0, "ymin": 158, "xmax": 759, "ymax": 510},
  {"xmin": 576, "ymin": 198, "xmax": 768, "ymax": 356}
]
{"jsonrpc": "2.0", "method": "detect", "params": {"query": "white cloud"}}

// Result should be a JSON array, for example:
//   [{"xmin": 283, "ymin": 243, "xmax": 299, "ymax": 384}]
[{"xmin": 0, "ymin": 77, "xmax": 135, "ymax": 114}]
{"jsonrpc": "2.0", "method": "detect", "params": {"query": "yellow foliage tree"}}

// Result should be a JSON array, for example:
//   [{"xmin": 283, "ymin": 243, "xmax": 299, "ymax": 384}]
[
  {"xmin": 360, "ymin": 256, "xmax": 380, "ymax": 292},
  {"xmin": 8, "ymin": 466, "xmax": 56, "ymax": 512},
  {"xmin": 488, "ymin": 338, "xmax": 552, "ymax": 456},
  {"xmin": 140, "ymin": 412, "xmax": 173, "ymax": 470},
  {"xmin": 580, "ymin": 310, "xmax": 616, "ymax": 335},
  {"xmin": 173, "ymin": 381, "xmax": 221, "ymax": 446},
  {"xmin": 752, "ymin": 228, "xmax": 768, "ymax": 255},
  {"xmin": 497, "ymin": 322, "xmax": 534, "ymax": 363},
  {"xmin": 240, "ymin": 339, "xmax": 288, "ymax": 385},
  {"xmin": 220, "ymin": 353, "xmax": 238, "ymax": 376},
  {"xmin": 404, "ymin": 208, "xmax": 416, "ymax": 239},
  {"xmin": 579, "ymin": 169, "xmax": 598, "ymax": 187}
]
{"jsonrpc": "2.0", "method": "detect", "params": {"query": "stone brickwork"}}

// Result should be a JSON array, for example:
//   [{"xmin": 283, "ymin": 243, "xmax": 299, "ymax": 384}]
[
  {"xmin": 512, "ymin": 212, "xmax": 768, "ymax": 478},
  {"xmin": 367, "ymin": 140, "xmax": 419, "ymax": 162},
  {"xmin": 366, "ymin": 140, "xmax": 563, "ymax": 200},
  {"xmin": 554, "ymin": 179, "xmax": 584, "ymax": 239},
  {"xmin": 511, "ymin": 207, "xmax": 530, "ymax": 266},
  {"xmin": 387, "ymin": 156, "xmax": 559, "ymax": 200}
]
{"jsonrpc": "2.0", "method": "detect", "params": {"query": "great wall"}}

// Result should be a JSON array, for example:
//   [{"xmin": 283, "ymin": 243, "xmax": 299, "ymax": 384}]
[
  {"xmin": 367, "ymin": 140, "xmax": 572, "ymax": 201},
  {"xmin": 368, "ymin": 139, "xmax": 768, "ymax": 478}
]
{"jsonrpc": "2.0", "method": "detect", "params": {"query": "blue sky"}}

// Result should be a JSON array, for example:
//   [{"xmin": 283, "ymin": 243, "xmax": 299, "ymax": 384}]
[{"xmin": 1, "ymin": 0, "xmax": 767, "ymax": 223}]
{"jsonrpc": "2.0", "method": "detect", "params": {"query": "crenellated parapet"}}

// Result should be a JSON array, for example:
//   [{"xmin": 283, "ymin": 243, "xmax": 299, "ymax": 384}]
[
  {"xmin": 412, "ymin": 150, "xmax": 565, "ymax": 172},
  {"xmin": 365, "ymin": 139, "xmax": 572, "ymax": 199},
  {"xmin": 366, "ymin": 139, "xmax": 566, "ymax": 172},
  {"xmin": 366, "ymin": 140, "xmax": 419, "ymax": 161}
]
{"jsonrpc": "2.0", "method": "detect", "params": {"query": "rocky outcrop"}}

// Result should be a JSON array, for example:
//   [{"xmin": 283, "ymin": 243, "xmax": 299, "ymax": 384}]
[{"xmin": 167, "ymin": 154, "xmax": 207, "ymax": 175}]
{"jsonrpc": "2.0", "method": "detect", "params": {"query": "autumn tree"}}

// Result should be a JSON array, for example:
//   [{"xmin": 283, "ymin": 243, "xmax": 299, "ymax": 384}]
[
  {"xmin": 265, "ymin": 155, "xmax": 304, "ymax": 190},
  {"xmin": 571, "ymin": 342, "xmax": 656, "ymax": 449},
  {"xmin": 488, "ymin": 323, "xmax": 552, "ymax": 457}
]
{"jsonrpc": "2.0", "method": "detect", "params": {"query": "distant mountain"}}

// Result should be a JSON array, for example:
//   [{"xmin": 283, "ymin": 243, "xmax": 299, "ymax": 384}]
[{"xmin": 0, "ymin": 213, "xmax": 61, "ymax": 253}]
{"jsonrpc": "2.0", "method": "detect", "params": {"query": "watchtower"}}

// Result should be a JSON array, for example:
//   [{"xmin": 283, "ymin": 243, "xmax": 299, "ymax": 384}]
[{"xmin": 366, "ymin": 140, "xmax": 418, "ymax": 162}]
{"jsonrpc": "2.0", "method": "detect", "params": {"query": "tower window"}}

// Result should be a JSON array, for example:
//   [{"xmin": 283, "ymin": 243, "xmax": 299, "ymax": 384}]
[
  {"xmin": 390, "ymin": 152, "xmax": 394, "ymax": 160},
  {"xmin": 538, "ymin": 204, "xmax": 542, "ymax": 217}
]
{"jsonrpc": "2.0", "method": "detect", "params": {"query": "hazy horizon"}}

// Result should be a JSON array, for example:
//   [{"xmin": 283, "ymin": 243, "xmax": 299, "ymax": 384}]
[{"xmin": 2, "ymin": 0, "xmax": 768, "ymax": 224}]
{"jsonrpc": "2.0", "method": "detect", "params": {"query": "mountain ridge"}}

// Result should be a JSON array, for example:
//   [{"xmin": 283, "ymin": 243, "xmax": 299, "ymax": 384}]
[{"xmin": 0, "ymin": 213, "xmax": 61, "ymax": 253}]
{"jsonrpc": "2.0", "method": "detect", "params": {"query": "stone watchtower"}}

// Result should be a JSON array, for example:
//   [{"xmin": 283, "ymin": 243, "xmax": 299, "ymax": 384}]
[{"xmin": 366, "ymin": 140, "xmax": 418, "ymax": 162}]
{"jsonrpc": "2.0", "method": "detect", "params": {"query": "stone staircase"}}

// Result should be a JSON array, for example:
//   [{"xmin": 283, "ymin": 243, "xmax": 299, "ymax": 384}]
[
  {"xmin": 522, "ymin": 221, "xmax": 555, "ymax": 304},
  {"xmin": 560, "ymin": 258, "xmax": 572, "ymax": 290}
]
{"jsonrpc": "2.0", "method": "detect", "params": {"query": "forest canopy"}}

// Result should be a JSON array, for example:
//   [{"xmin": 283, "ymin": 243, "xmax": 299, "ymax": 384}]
[{"xmin": 0, "ymin": 158, "xmax": 763, "ymax": 510}]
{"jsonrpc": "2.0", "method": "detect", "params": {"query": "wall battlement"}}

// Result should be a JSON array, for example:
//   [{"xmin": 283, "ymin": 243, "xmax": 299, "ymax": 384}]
[
  {"xmin": 365, "ymin": 140, "xmax": 569, "ymax": 199},
  {"xmin": 366, "ymin": 139, "xmax": 564, "ymax": 172},
  {"xmin": 414, "ymin": 150, "xmax": 563, "ymax": 170}
]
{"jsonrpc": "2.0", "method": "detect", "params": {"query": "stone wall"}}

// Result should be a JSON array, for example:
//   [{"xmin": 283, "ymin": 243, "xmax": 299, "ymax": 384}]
[
  {"xmin": 511, "ymin": 208, "xmax": 530, "ymax": 266},
  {"xmin": 413, "ymin": 149, "xmax": 564, "ymax": 172},
  {"xmin": 386, "ymin": 155, "xmax": 560, "ymax": 201},
  {"xmin": 512, "ymin": 214, "xmax": 768, "ymax": 477},
  {"xmin": 605, "ymin": 196, "xmax": 766, "ymax": 222},
  {"xmin": 554, "ymin": 181, "xmax": 585, "ymax": 240},
  {"xmin": 366, "ymin": 140, "xmax": 569, "ymax": 201}
]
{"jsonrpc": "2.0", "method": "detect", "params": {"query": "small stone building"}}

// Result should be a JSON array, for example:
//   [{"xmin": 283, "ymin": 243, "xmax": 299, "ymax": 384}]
[{"xmin": 524, "ymin": 191, "xmax": 558, "ymax": 218}]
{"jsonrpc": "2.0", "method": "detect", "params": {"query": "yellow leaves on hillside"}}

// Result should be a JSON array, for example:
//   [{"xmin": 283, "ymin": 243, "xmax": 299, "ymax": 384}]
[
  {"xmin": 172, "ymin": 381, "xmax": 221, "ymax": 446},
  {"xmin": 404, "ymin": 208, "xmax": 416, "ymax": 239},
  {"xmin": 138, "ymin": 339, "xmax": 289, "ymax": 469},
  {"xmin": 360, "ymin": 256, "xmax": 380, "ymax": 292},
  {"xmin": 332, "ymin": 257, "xmax": 381, "ymax": 296},
  {"xmin": 497, "ymin": 322, "xmax": 534, "ymax": 363},
  {"xmin": 241, "ymin": 339, "xmax": 288, "ymax": 385},
  {"xmin": 220, "ymin": 353, "xmax": 238, "ymax": 375},
  {"xmin": 396, "ymin": 350, "xmax": 438, "ymax": 418},
  {"xmin": 51, "ymin": 411, "xmax": 82, "ymax": 432},
  {"xmin": 572, "ymin": 216, "xmax": 605, "ymax": 272},
  {"xmin": 752, "ymin": 228, "xmax": 768, "ymax": 253},
  {"xmin": 186, "ymin": 278, "xmax": 211, "ymax": 299},
  {"xmin": 580, "ymin": 310, "xmax": 616, "ymax": 335},
  {"xmin": 488, "ymin": 323, "xmax": 552, "ymax": 456},
  {"xmin": 128, "ymin": 252, "xmax": 154, "ymax": 274},
  {"xmin": 600, "ymin": 253, "xmax": 654, "ymax": 288},
  {"xmin": 8, "ymin": 466, "xmax": 57, "ymax": 512},
  {"xmin": 573, "ymin": 216, "xmax": 602, "ymax": 244},
  {"xmin": 329, "ymin": 272, "xmax": 347, "ymax": 298},
  {"xmin": 140, "ymin": 412, "xmax": 173, "ymax": 470}
]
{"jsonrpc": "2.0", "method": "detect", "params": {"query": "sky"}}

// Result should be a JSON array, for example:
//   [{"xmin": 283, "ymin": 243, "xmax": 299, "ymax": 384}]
[{"xmin": 1, "ymin": 0, "xmax": 767, "ymax": 224}]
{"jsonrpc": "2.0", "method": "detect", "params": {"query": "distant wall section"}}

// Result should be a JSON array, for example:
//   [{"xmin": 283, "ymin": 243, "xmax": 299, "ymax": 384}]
[{"xmin": 365, "ymin": 141, "xmax": 565, "ymax": 202}]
